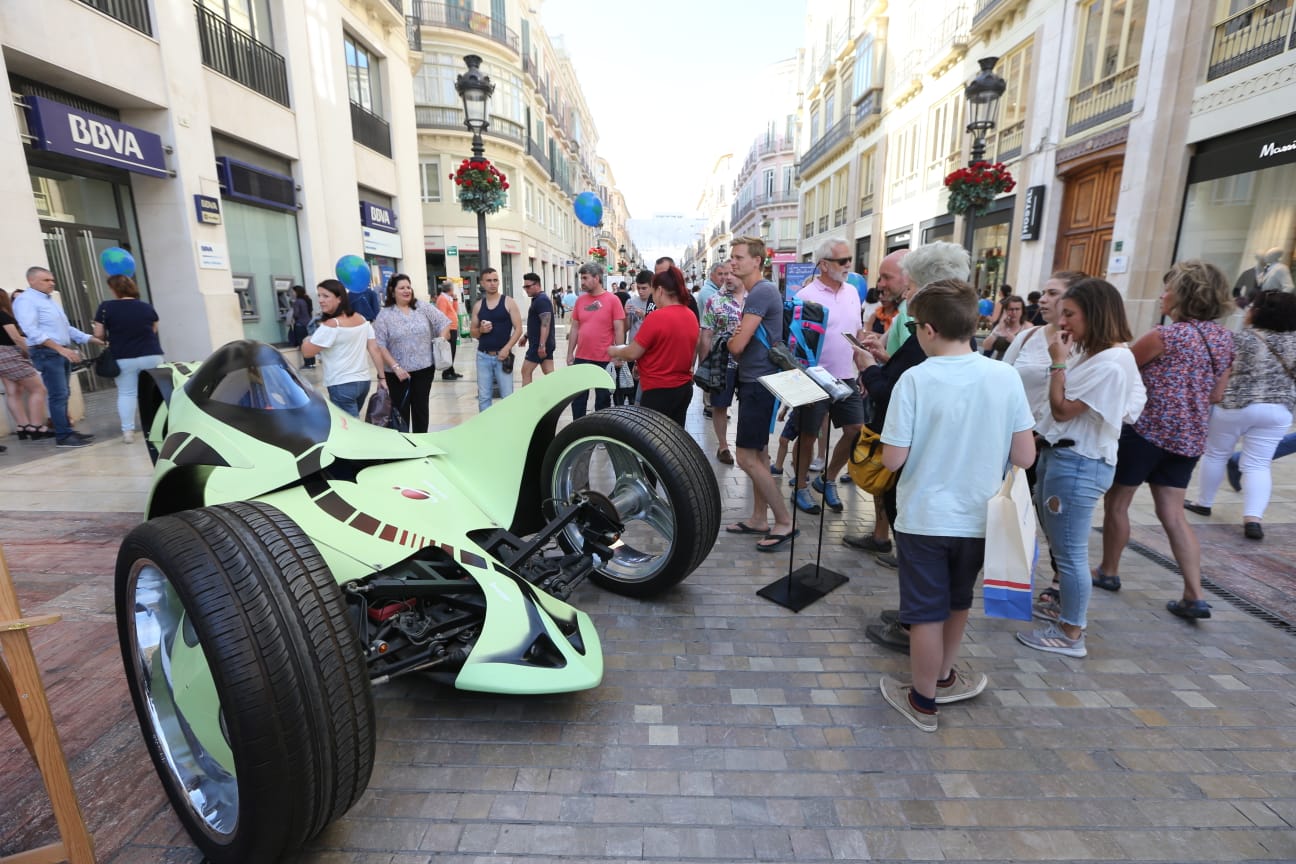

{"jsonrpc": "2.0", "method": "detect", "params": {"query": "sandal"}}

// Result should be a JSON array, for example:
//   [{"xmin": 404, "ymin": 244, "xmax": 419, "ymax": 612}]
[
  {"xmin": 1166, "ymin": 598, "xmax": 1211, "ymax": 620},
  {"xmin": 1037, "ymin": 586, "xmax": 1060, "ymax": 605},
  {"xmin": 1091, "ymin": 567, "xmax": 1121, "ymax": 592}
]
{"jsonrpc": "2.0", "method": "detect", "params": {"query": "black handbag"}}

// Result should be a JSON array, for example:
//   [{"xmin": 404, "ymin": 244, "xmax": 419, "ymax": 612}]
[
  {"xmin": 94, "ymin": 348, "xmax": 121, "ymax": 378},
  {"xmin": 693, "ymin": 338, "xmax": 729, "ymax": 392}
]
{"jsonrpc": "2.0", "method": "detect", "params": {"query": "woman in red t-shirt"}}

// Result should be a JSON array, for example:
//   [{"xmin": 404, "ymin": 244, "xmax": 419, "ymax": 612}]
[{"xmin": 609, "ymin": 266, "xmax": 699, "ymax": 426}]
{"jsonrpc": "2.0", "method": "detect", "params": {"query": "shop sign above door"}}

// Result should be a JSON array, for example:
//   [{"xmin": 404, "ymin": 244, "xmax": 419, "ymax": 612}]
[
  {"xmin": 359, "ymin": 200, "xmax": 398, "ymax": 233},
  {"xmin": 25, "ymin": 96, "xmax": 168, "ymax": 178}
]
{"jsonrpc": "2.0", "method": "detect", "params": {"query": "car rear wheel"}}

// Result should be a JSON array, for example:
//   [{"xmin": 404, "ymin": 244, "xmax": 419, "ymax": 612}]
[
  {"xmin": 115, "ymin": 501, "xmax": 374, "ymax": 864},
  {"xmin": 542, "ymin": 406, "xmax": 720, "ymax": 597}
]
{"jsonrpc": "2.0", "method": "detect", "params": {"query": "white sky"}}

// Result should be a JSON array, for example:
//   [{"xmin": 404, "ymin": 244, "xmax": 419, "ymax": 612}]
[{"xmin": 540, "ymin": 0, "xmax": 808, "ymax": 219}]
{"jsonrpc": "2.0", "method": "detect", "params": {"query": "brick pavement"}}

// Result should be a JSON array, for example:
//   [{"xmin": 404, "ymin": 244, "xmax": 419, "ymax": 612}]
[{"xmin": 1, "ymin": 331, "xmax": 1294, "ymax": 863}]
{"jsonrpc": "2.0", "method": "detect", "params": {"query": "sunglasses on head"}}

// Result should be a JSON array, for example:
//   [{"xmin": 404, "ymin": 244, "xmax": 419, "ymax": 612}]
[{"xmin": 824, "ymin": 257, "xmax": 852, "ymax": 265}]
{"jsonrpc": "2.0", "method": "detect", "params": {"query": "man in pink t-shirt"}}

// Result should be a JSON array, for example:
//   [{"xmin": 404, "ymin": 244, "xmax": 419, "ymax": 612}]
[
  {"xmin": 791, "ymin": 238, "xmax": 870, "ymax": 514},
  {"xmin": 566, "ymin": 262, "xmax": 626, "ymax": 418}
]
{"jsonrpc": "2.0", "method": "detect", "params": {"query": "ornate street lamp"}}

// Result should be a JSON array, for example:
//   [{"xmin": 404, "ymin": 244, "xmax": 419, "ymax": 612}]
[
  {"xmin": 455, "ymin": 54, "xmax": 495, "ymax": 304},
  {"xmin": 962, "ymin": 56, "xmax": 1006, "ymax": 262}
]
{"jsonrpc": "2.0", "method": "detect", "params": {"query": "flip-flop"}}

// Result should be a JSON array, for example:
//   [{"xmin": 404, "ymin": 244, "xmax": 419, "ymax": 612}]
[
  {"xmin": 756, "ymin": 529, "xmax": 800, "ymax": 552},
  {"xmin": 725, "ymin": 521, "xmax": 767, "ymax": 535}
]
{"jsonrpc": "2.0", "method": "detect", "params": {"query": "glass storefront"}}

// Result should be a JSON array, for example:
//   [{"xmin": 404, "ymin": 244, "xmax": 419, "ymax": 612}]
[
  {"xmin": 1176, "ymin": 116, "xmax": 1296, "ymax": 295},
  {"xmin": 223, "ymin": 200, "xmax": 303, "ymax": 345}
]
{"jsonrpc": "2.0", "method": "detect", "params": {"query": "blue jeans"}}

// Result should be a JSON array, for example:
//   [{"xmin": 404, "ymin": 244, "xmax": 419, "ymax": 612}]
[
  {"xmin": 115, "ymin": 354, "xmax": 163, "ymax": 431},
  {"xmin": 476, "ymin": 351, "xmax": 513, "ymax": 412},
  {"xmin": 1034, "ymin": 447, "xmax": 1115, "ymax": 630},
  {"xmin": 569, "ymin": 356, "xmax": 611, "ymax": 419},
  {"xmin": 30, "ymin": 347, "xmax": 71, "ymax": 438},
  {"xmin": 327, "ymin": 380, "xmax": 371, "ymax": 417}
]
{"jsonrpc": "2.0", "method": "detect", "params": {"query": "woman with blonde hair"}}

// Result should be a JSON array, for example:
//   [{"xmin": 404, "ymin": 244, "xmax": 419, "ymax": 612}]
[
  {"xmin": 0, "ymin": 287, "xmax": 46, "ymax": 443},
  {"xmin": 1097, "ymin": 260, "xmax": 1235, "ymax": 620}
]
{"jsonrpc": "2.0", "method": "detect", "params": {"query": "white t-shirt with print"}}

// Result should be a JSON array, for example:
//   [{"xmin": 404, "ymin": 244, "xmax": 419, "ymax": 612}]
[
  {"xmin": 1035, "ymin": 346, "xmax": 1146, "ymax": 465},
  {"xmin": 308, "ymin": 320, "xmax": 375, "ymax": 387},
  {"xmin": 881, "ymin": 353, "xmax": 1035, "ymax": 538}
]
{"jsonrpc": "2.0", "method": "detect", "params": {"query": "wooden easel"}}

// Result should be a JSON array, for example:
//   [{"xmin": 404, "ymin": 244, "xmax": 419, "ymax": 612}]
[{"xmin": 0, "ymin": 547, "xmax": 95, "ymax": 864}]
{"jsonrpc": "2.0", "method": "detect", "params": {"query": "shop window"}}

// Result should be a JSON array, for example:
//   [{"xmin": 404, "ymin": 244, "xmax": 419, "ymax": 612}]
[
  {"xmin": 201, "ymin": 0, "xmax": 273, "ymax": 43},
  {"xmin": 1177, "ymin": 163, "xmax": 1295, "ymax": 287}
]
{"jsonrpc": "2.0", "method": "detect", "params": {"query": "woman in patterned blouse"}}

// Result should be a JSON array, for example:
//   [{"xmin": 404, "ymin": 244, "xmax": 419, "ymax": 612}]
[
  {"xmin": 1097, "ymin": 261, "xmax": 1235, "ymax": 620},
  {"xmin": 373, "ymin": 274, "xmax": 451, "ymax": 432},
  {"xmin": 1186, "ymin": 291, "xmax": 1296, "ymax": 541}
]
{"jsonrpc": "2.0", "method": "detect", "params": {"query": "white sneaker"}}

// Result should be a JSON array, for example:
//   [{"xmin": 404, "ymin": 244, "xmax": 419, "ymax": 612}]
[
  {"xmin": 122, "ymin": 430, "xmax": 136, "ymax": 443},
  {"xmin": 808, "ymin": 457, "xmax": 825, "ymax": 472}
]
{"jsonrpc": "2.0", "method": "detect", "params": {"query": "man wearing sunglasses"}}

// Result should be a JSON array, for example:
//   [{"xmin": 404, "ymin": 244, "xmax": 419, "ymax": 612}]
[{"xmin": 789, "ymin": 238, "xmax": 869, "ymax": 515}]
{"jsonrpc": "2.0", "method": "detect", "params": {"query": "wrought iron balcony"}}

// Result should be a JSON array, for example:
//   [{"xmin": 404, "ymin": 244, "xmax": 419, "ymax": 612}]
[
  {"xmin": 414, "ymin": 105, "xmax": 525, "ymax": 146},
  {"xmin": 1066, "ymin": 65, "xmax": 1138, "ymax": 137},
  {"xmin": 196, "ymin": 4, "xmax": 289, "ymax": 106},
  {"xmin": 78, "ymin": 0, "xmax": 151, "ymax": 35},
  {"xmin": 854, "ymin": 87, "xmax": 883, "ymax": 130},
  {"xmin": 1207, "ymin": 0, "xmax": 1294, "ymax": 80},
  {"xmin": 799, "ymin": 114, "xmax": 853, "ymax": 177},
  {"xmin": 350, "ymin": 101, "xmax": 391, "ymax": 157},
  {"xmin": 526, "ymin": 137, "xmax": 551, "ymax": 179},
  {"xmin": 411, "ymin": 1, "xmax": 519, "ymax": 54},
  {"xmin": 406, "ymin": 15, "xmax": 421, "ymax": 51},
  {"xmin": 996, "ymin": 119, "xmax": 1025, "ymax": 163},
  {"xmin": 859, "ymin": 191, "xmax": 875, "ymax": 218}
]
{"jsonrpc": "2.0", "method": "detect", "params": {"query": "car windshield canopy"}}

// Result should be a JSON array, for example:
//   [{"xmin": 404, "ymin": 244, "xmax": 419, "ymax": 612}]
[{"xmin": 185, "ymin": 340, "xmax": 314, "ymax": 411}]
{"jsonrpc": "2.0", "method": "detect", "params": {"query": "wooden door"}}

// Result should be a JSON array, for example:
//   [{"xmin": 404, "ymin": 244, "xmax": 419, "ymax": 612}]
[{"xmin": 1054, "ymin": 156, "xmax": 1123, "ymax": 277}]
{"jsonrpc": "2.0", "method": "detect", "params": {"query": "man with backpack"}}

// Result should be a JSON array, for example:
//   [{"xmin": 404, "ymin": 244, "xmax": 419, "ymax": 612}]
[
  {"xmin": 790, "ymin": 238, "xmax": 869, "ymax": 514},
  {"xmin": 722, "ymin": 237, "xmax": 797, "ymax": 551}
]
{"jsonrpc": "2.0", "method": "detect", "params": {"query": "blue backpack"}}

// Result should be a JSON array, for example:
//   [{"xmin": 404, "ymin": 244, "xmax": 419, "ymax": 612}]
[{"xmin": 755, "ymin": 297, "xmax": 829, "ymax": 369}]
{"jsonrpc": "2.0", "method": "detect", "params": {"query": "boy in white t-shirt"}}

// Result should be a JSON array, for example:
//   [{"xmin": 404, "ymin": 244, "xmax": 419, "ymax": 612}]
[{"xmin": 878, "ymin": 279, "xmax": 1037, "ymax": 732}]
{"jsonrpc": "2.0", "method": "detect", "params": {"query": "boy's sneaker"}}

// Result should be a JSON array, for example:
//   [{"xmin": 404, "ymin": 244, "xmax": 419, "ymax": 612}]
[
  {"xmin": 1016, "ymin": 622, "xmax": 1087, "ymax": 658},
  {"xmin": 808, "ymin": 456, "xmax": 825, "ymax": 472},
  {"xmin": 811, "ymin": 476, "xmax": 843, "ymax": 512},
  {"xmin": 934, "ymin": 666, "xmax": 988, "ymax": 704},
  {"xmin": 879, "ymin": 676, "xmax": 937, "ymax": 732},
  {"xmin": 792, "ymin": 487, "xmax": 821, "ymax": 515}
]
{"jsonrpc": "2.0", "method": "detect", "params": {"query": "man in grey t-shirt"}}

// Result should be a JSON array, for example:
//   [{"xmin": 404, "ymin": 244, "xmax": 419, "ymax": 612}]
[{"xmin": 723, "ymin": 236, "xmax": 795, "ymax": 551}]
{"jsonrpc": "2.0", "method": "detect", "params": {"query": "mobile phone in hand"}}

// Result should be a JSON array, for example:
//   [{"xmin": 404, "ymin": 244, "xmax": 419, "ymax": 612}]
[{"xmin": 842, "ymin": 332, "xmax": 865, "ymax": 350}]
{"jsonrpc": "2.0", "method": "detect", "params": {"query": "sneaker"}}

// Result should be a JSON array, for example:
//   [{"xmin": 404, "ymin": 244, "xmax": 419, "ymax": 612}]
[
  {"xmin": 122, "ymin": 430, "xmax": 136, "ymax": 444},
  {"xmin": 1226, "ymin": 455, "xmax": 1242, "ymax": 493},
  {"xmin": 55, "ymin": 434, "xmax": 91, "ymax": 448},
  {"xmin": 769, "ymin": 464, "xmax": 784, "ymax": 476},
  {"xmin": 879, "ymin": 676, "xmax": 937, "ymax": 732},
  {"xmin": 934, "ymin": 666, "xmax": 988, "ymax": 704},
  {"xmin": 812, "ymin": 476, "xmax": 843, "ymax": 512},
  {"xmin": 792, "ymin": 487, "xmax": 821, "ymax": 515},
  {"xmin": 844, "ymin": 534, "xmax": 892, "ymax": 553},
  {"xmin": 1031, "ymin": 598, "xmax": 1061, "ymax": 622},
  {"xmin": 1016, "ymin": 622, "xmax": 1087, "ymax": 658},
  {"xmin": 865, "ymin": 620, "xmax": 910, "ymax": 654},
  {"xmin": 808, "ymin": 456, "xmax": 825, "ymax": 473},
  {"xmin": 839, "ymin": 473, "xmax": 853, "ymax": 484},
  {"xmin": 874, "ymin": 552, "xmax": 899, "ymax": 569}
]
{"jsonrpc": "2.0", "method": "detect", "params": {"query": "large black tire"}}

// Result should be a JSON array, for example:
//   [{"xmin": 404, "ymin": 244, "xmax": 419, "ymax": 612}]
[
  {"xmin": 542, "ymin": 406, "xmax": 720, "ymax": 597},
  {"xmin": 115, "ymin": 501, "xmax": 375, "ymax": 864}
]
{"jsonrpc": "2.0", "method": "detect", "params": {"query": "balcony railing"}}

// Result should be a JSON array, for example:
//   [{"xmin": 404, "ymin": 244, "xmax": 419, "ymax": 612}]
[
  {"xmin": 1066, "ymin": 65, "xmax": 1138, "ymax": 136},
  {"xmin": 384, "ymin": 0, "xmax": 402, "ymax": 12},
  {"xmin": 859, "ymin": 191, "xmax": 875, "ymax": 218},
  {"xmin": 411, "ymin": 1, "xmax": 519, "ymax": 54},
  {"xmin": 854, "ymin": 87, "xmax": 883, "ymax": 127},
  {"xmin": 804, "ymin": 221, "xmax": 815, "ymax": 239},
  {"xmin": 78, "ymin": 0, "xmax": 151, "ymax": 35},
  {"xmin": 1207, "ymin": 0, "xmax": 1294, "ymax": 80},
  {"xmin": 928, "ymin": 2, "xmax": 971, "ymax": 72},
  {"xmin": 818, "ymin": 215, "xmax": 829, "ymax": 233},
  {"xmin": 799, "ymin": 114, "xmax": 853, "ymax": 177},
  {"xmin": 833, "ymin": 206, "xmax": 848, "ymax": 227},
  {"xmin": 406, "ymin": 15, "xmax": 421, "ymax": 51},
  {"xmin": 351, "ymin": 101, "xmax": 391, "ymax": 157},
  {"xmin": 414, "ymin": 105, "xmax": 525, "ymax": 145},
  {"xmin": 972, "ymin": 0, "xmax": 1006, "ymax": 26},
  {"xmin": 996, "ymin": 119, "xmax": 1025, "ymax": 162},
  {"xmin": 526, "ymin": 137, "xmax": 551, "ymax": 178},
  {"xmin": 731, "ymin": 189, "xmax": 797, "ymax": 224},
  {"xmin": 196, "ymin": 4, "xmax": 290, "ymax": 106},
  {"xmin": 523, "ymin": 54, "xmax": 537, "ymax": 81}
]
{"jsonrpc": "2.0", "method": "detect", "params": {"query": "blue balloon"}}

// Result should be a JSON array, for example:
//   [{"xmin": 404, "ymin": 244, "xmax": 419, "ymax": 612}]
[
  {"xmin": 573, "ymin": 192, "xmax": 603, "ymax": 227},
  {"xmin": 562, "ymin": 292, "xmax": 577, "ymax": 310},
  {"xmin": 100, "ymin": 247, "xmax": 135, "ymax": 277},
  {"xmin": 335, "ymin": 254, "xmax": 371, "ymax": 293},
  {"xmin": 978, "ymin": 298, "xmax": 994, "ymax": 317}
]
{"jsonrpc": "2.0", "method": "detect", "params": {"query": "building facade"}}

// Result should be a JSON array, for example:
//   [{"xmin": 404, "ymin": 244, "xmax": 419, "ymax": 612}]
[
  {"xmin": 3, "ymin": 0, "xmax": 425, "ymax": 364},
  {"xmin": 409, "ymin": 0, "xmax": 612, "ymax": 301}
]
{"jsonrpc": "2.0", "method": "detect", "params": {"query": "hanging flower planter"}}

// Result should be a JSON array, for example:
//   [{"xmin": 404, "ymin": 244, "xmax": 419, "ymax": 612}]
[
  {"xmin": 588, "ymin": 245, "xmax": 608, "ymax": 265},
  {"xmin": 944, "ymin": 160, "xmax": 1015, "ymax": 217},
  {"xmin": 450, "ymin": 158, "xmax": 509, "ymax": 215}
]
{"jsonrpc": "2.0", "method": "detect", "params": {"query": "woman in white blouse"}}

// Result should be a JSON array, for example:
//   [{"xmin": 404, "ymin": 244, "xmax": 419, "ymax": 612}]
[
  {"xmin": 373, "ymin": 273, "xmax": 451, "ymax": 432},
  {"xmin": 301, "ymin": 279, "xmax": 389, "ymax": 417},
  {"xmin": 1015, "ymin": 278, "xmax": 1145, "ymax": 660}
]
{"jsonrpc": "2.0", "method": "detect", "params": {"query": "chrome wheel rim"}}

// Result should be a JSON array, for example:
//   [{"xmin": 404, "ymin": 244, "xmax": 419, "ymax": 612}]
[
  {"xmin": 129, "ymin": 559, "xmax": 238, "ymax": 838},
  {"xmin": 552, "ymin": 435, "xmax": 676, "ymax": 584}
]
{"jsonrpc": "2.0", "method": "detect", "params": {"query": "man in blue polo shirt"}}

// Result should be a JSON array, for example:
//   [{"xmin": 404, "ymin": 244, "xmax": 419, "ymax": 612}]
[{"xmin": 14, "ymin": 266, "xmax": 104, "ymax": 447}]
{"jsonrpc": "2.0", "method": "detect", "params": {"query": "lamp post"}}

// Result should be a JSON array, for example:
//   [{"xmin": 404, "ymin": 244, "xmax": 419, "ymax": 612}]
[
  {"xmin": 962, "ymin": 56, "xmax": 1006, "ymax": 271},
  {"xmin": 455, "ymin": 54, "xmax": 495, "ymax": 306}
]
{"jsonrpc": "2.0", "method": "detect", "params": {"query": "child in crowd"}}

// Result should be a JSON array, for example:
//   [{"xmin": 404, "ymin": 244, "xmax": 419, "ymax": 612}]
[{"xmin": 877, "ymin": 279, "xmax": 1036, "ymax": 732}]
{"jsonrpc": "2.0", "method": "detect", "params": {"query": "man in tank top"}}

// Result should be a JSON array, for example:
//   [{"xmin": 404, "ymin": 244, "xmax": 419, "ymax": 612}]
[{"xmin": 469, "ymin": 268, "xmax": 521, "ymax": 412}]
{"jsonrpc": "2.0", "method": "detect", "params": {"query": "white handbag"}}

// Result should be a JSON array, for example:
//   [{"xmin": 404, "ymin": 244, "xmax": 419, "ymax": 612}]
[
  {"xmin": 432, "ymin": 337, "xmax": 453, "ymax": 371},
  {"xmin": 982, "ymin": 466, "xmax": 1037, "ymax": 621}
]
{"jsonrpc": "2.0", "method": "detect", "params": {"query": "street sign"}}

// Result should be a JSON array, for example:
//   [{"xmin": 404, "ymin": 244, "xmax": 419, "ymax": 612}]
[{"xmin": 447, "ymin": 246, "xmax": 458, "ymax": 256}]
